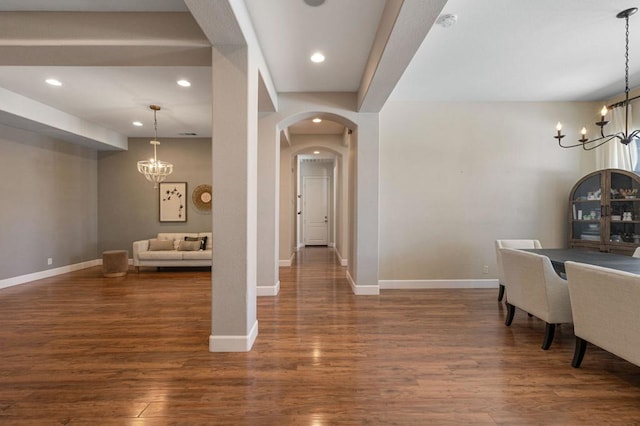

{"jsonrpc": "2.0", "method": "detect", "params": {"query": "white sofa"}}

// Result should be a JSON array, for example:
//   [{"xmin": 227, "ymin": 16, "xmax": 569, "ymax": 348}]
[{"xmin": 133, "ymin": 232, "xmax": 212, "ymax": 271}]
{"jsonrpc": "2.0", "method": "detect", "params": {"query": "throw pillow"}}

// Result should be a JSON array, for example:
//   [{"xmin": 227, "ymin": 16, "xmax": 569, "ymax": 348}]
[
  {"xmin": 177, "ymin": 240, "xmax": 201, "ymax": 251},
  {"xmin": 148, "ymin": 239, "xmax": 175, "ymax": 251},
  {"xmin": 185, "ymin": 236, "xmax": 208, "ymax": 251}
]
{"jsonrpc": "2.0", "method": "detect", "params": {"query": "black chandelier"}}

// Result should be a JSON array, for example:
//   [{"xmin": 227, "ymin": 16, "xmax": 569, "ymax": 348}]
[{"xmin": 554, "ymin": 7, "xmax": 640, "ymax": 150}]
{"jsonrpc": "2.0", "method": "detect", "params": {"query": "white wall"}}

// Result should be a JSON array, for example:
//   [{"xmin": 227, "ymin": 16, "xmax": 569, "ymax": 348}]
[{"xmin": 378, "ymin": 101, "xmax": 596, "ymax": 281}]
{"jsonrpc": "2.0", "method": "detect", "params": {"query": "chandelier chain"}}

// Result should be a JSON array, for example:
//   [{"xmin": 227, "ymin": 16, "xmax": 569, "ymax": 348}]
[{"xmin": 625, "ymin": 13, "xmax": 630, "ymax": 95}]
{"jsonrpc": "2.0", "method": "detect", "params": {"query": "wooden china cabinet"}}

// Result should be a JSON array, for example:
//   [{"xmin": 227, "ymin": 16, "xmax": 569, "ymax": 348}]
[{"xmin": 569, "ymin": 168, "xmax": 640, "ymax": 255}]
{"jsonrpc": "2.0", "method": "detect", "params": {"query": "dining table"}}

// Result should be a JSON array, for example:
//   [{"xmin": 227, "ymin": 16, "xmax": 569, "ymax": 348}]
[{"xmin": 524, "ymin": 248, "xmax": 640, "ymax": 275}]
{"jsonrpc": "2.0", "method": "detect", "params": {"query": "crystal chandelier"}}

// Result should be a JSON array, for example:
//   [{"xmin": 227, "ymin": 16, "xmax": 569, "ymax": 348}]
[
  {"xmin": 137, "ymin": 105, "xmax": 173, "ymax": 188},
  {"xmin": 554, "ymin": 8, "xmax": 640, "ymax": 150}
]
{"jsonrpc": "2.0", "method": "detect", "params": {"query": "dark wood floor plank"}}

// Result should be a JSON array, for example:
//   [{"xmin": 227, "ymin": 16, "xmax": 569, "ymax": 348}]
[{"xmin": 0, "ymin": 247, "xmax": 639, "ymax": 424}]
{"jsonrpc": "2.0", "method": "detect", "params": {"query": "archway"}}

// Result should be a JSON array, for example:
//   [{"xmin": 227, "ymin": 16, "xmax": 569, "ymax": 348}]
[
  {"xmin": 277, "ymin": 112, "xmax": 354, "ymax": 284},
  {"xmin": 256, "ymin": 93, "xmax": 380, "ymax": 296}
]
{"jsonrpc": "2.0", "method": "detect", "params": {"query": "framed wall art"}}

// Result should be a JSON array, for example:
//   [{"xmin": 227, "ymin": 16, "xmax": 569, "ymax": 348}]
[{"xmin": 159, "ymin": 182, "xmax": 187, "ymax": 222}]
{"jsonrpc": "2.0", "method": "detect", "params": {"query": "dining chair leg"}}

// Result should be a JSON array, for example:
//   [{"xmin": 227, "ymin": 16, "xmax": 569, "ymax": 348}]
[
  {"xmin": 497, "ymin": 284, "xmax": 505, "ymax": 301},
  {"xmin": 505, "ymin": 302, "xmax": 516, "ymax": 326},
  {"xmin": 541, "ymin": 323, "xmax": 556, "ymax": 350},
  {"xmin": 572, "ymin": 337, "xmax": 588, "ymax": 368}
]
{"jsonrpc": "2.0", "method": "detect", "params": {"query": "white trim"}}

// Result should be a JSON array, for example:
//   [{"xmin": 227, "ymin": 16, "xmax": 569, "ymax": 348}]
[
  {"xmin": 328, "ymin": 242, "xmax": 335, "ymax": 248},
  {"xmin": 279, "ymin": 252, "xmax": 295, "ymax": 267},
  {"xmin": 0, "ymin": 259, "xmax": 103, "ymax": 290},
  {"xmin": 379, "ymin": 279, "xmax": 499, "ymax": 290},
  {"xmin": 347, "ymin": 270, "xmax": 380, "ymax": 295},
  {"xmin": 334, "ymin": 248, "xmax": 348, "ymax": 266},
  {"xmin": 209, "ymin": 320, "xmax": 258, "ymax": 352},
  {"xmin": 257, "ymin": 280, "xmax": 280, "ymax": 296}
]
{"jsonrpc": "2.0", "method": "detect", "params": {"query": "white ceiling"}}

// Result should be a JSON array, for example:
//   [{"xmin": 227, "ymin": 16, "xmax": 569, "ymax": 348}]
[
  {"xmin": 0, "ymin": 67, "xmax": 212, "ymax": 138},
  {"xmin": 1, "ymin": 0, "xmax": 640, "ymax": 145},
  {"xmin": 245, "ymin": 0, "xmax": 386, "ymax": 92},
  {"xmin": 391, "ymin": 0, "xmax": 640, "ymax": 102}
]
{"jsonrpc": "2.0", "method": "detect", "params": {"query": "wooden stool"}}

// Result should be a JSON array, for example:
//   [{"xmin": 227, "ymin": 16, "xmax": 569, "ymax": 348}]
[{"xmin": 102, "ymin": 250, "xmax": 128, "ymax": 277}]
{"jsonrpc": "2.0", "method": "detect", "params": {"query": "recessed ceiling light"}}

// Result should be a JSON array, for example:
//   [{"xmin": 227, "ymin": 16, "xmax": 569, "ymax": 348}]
[
  {"xmin": 313, "ymin": 151, "xmax": 320, "ymax": 154},
  {"xmin": 312, "ymin": 118, "xmax": 322, "ymax": 123},
  {"xmin": 45, "ymin": 78, "xmax": 62, "ymax": 86},
  {"xmin": 304, "ymin": 0, "xmax": 326, "ymax": 6},
  {"xmin": 310, "ymin": 52, "xmax": 325, "ymax": 63},
  {"xmin": 177, "ymin": 79, "xmax": 191, "ymax": 87},
  {"xmin": 132, "ymin": 121, "xmax": 143, "ymax": 127}
]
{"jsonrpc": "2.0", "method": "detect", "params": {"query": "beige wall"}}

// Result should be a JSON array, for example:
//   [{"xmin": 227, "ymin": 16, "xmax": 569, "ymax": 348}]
[
  {"xmin": 378, "ymin": 101, "xmax": 596, "ymax": 281},
  {"xmin": 0, "ymin": 124, "xmax": 98, "ymax": 280},
  {"xmin": 98, "ymin": 137, "xmax": 212, "ymax": 254}
]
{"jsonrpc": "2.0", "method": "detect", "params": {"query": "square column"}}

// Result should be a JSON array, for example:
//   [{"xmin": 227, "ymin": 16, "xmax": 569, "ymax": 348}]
[{"xmin": 209, "ymin": 44, "xmax": 258, "ymax": 351}]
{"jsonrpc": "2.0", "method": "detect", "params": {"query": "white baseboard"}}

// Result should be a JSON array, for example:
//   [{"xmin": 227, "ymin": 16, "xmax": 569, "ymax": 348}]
[
  {"xmin": 379, "ymin": 279, "xmax": 499, "ymax": 290},
  {"xmin": 347, "ymin": 270, "xmax": 380, "ymax": 295},
  {"xmin": 209, "ymin": 320, "xmax": 258, "ymax": 352},
  {"xmin": 257, "ymin": 280, "xmax": 280, "ymax": 296},
  {"xmin": 279, "ymin": 252, "xmax": 295, "ymax": 267},
  {"xmin": 0, "ymin": 258, "xmax": 103, "ymax": 290},
  {"xmin": 334, "ymin": 248, "xmax": 348, "ymax": 266}
]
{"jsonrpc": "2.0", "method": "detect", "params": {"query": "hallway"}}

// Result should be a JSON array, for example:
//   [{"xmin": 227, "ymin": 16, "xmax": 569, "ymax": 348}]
[{"xmin": 0, "ymin": 248, "xmax": 639, "ymax": 423}]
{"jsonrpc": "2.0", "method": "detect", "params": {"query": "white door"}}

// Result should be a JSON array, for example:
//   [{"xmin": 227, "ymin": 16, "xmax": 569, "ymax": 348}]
[{"xmin": 303, "ymin": 176, "xmax": 329, "ymax": 245}]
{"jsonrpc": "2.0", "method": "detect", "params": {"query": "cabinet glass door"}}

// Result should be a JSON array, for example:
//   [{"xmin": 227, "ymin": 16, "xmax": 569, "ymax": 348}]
[
  {"xmin": 571, "ymin": 173, "xmax": 602, "ymax": 243},
  {"xmin": 609, "ymin": 172, "xmax": 640, "ymax": 245}
]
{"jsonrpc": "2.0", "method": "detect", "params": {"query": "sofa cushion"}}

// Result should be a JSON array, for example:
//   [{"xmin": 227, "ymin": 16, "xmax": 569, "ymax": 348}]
[
  {"xmin": 198, "ymin": 232, "xmax": 213, "ymax": 250},
  {"xmin": 138, "ymin": 251, "xmax": 184, "ymax": 260},
  {"xmin": 182, "ymin": 250, "xmax": 212, "ymax": 260},
  {"xmin": 148, "ymin": 239, "xmax": 175, "ymax": 251},
  {"xmin": 177, "ymin": 240, "xmax": 201, "ymax": 251},
  {"xmin": 185, "ymin": 235, "xmax": 208, "ymax": 250},
  {"xmin": 157, "ymin": 233, "xmax": 198, "ymax": 250}
]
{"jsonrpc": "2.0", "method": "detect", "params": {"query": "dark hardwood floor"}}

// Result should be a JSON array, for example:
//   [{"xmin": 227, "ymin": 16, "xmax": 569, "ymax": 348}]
[{"xmin": 1, "ymin": 247, "xmax": 639, "ymax": 424}]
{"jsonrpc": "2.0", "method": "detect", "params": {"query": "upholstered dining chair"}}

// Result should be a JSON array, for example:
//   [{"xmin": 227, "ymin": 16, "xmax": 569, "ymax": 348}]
[
  {"xmin": 495, "ymin": 239, "xmax": 542, "ymax": 301},
  {"xmin": 565, "ymin": 261, "xmax": 640, "ymax": 368},
  {"xmin": 500, "ymin": 248, "xmax": 572, "ymax": 350}
]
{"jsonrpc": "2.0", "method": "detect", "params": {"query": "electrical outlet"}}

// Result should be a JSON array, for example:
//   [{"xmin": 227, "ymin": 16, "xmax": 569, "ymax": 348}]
[
  {"xmin": 47, "ymin": 258, "xmax": 53, "ymax": 266},
  {"xmin": 482, "ymin": 265, "xmax": 489, "ymax": 274}
]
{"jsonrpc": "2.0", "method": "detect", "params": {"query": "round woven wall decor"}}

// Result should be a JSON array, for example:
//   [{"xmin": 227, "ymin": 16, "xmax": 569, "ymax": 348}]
[{"xmin": 192, "ymin": 184, "xmax": 212, "ymax": 211}]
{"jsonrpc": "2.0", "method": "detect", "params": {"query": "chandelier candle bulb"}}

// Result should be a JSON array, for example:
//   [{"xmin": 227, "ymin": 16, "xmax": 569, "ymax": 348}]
[
  {"xmin": 580, "ymin": 127, "xmax": 588, "ymax": 143},
  {"xmin": 555, "ymin": 122, "xmax": 565, "ymax": 140},
  {"xmin": 597, "ymin": 106, "xmax": 610, "ymax": 127},
  {"xmin": 601, "ymin": 106, "xmax": 608, "ymax": 118}
]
